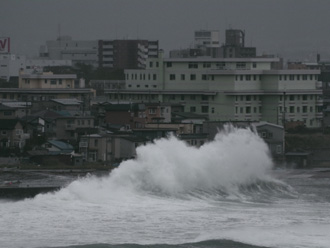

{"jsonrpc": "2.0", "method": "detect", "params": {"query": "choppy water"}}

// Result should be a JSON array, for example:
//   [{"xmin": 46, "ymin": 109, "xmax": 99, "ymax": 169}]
[{"xmin": 1, "ymin": 126, "xmax": 330, "ymax": 248}]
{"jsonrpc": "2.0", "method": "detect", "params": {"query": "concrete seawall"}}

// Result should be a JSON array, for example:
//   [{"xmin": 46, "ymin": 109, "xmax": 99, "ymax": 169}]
[{"xmin": 0, "ymin": 186, "xmax": 61, "ymax": 199}]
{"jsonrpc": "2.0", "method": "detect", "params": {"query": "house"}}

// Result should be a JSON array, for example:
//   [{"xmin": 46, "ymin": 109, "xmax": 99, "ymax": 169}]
[
  {"xmin": 111, "ymin": 135, "xmax": 147, "ymax": 163},
  {"xmin": 104, "ymin": 103, "xmax": 146, "ymax": 129},
  {"xmin": 253, "ymin": 122, "xmax": 285, "ymax": 162},
  {"xmin": 79, "ymin": 134, "xmax": 112, "ymax": 163},
  {"xmin": 0, "ymin": 119, "xmax": 29, "ymax": 153},
  {"xmin": 0, "ymin": 101, "xmax": 31, "ymax": 119},
  {"xmin": 41, "ymin": 140, "xmax": 74, "ymax": 155}
]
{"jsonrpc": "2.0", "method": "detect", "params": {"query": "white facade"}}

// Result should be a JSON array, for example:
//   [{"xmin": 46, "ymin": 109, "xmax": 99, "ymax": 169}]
[
  {"xmin": 40, "ymin": 36, "xmax": 98, "ymax": 67},
  {"xmin": 0, "ymin": 53, "xmax": 72, "ymax": 82},
  {"xmin": 119, "ymin": 54, "xmax": 323, "ymax": 128},
  {"xmin": 0, "ymin": 54, "xmax": 25, "ymax": 81},
  {"xmin": 194, "ymin": 30, "xmax": 220, "ymax": 49}
]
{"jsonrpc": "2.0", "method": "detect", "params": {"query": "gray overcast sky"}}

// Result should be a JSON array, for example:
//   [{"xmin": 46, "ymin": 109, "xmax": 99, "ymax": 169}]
[{"xmin": 1, "ymin": 0, "xmax": 330, "ymax": 61}]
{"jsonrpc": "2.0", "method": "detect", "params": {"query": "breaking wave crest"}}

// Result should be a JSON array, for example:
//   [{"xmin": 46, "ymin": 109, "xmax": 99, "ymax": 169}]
[{"xmin": 59, "ymin": 125, "xmax": 293, "ymax": 202}]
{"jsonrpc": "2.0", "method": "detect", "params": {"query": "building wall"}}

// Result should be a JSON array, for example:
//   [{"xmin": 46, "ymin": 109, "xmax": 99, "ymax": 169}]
[{"xmin": 120, "ymin": 56, "xmax": 323, "ymax": 128}]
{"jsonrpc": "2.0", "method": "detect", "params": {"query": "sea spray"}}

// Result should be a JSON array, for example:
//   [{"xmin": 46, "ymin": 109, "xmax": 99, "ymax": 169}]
[{"xmin": 108, "ymin": 125, "xmax": 274, "ymax": 196}]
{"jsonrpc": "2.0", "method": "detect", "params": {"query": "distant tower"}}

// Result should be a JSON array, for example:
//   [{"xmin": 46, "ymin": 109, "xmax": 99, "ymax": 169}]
[{"xmin": 225, "ymin": 29, "xmax": 245, "ymax": 47}]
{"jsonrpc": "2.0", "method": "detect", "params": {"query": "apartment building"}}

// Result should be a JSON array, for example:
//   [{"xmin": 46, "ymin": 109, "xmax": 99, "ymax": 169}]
[
  {"xmin": 103, "ymin": 52, "xmax": 323, "ymax": 128},
  {"xmin": 98, "ymin": 39, "xmax": 159, "ymax": 69}
]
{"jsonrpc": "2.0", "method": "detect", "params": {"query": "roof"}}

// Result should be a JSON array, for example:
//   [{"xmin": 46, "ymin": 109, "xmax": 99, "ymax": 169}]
[
  {"xmin": 253, "ymin": 121, "xmax": 284, "ymax": 129},
  {"xmin": 0, "ymin": 119, "xmax": 21, "ymax": 130},
  {"xmin": 47, "ymin": 140, "xmax": 74, "ymax": 152},
  {"xmin": 51, "ymin": 98, "xmax": 82, "ymax": 105},
  {"xmin": 172, "ymin": 112, "xmax": 208, "ymax": 119}
]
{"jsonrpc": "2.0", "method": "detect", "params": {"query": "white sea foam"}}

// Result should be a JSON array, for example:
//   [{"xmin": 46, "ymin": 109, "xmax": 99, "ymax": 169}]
[{"xmin": 1, "ymin": 126, "xmax": 329, "ymax": 248}]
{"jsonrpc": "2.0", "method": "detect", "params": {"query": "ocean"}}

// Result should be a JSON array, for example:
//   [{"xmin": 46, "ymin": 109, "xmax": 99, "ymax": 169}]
[{"xmin": 1, "ymin": 126, "xmax": 329, "ymax": 248}]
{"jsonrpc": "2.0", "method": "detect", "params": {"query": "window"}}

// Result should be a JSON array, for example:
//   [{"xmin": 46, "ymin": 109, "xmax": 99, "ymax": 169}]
[
  {"xmin": 303, "ymin": 95, "xmax": 308, "ymax": 101},
  {"xmin": 94, "ymin": 140, "xmax": 98, "ymax": 147},
  {"xmin": 190, "ymin": 106, "xmax": 196, "ymax": 112},
  {"xmin": 289, "ymin": 75, "xmax": 294, "ymax": 80},
  {"xmin": 276, "ymin": 145, "xmax": 282, "ymax": 154},
  {"xmin": 211, "ymin": 107, "xmax": 215, "ymax": 113},
  {"xmin": 59, "ymin": 79, "xmax": 62, "ymax": 85},
  {"xmin": 246, "ymin": 95, "xmax": 251, "ymax": 101},
  {"xmin": 289, "ymin": 95, "xmax": 294, "ymax": 101},
  {"xmin": 302, "ymin": 75, "xmax": 307, "ymax": 80},
  {"xmin": 149, "ymin": 108, "xmax": 156, "ymax": 114},
  {"xmin": 290, "ymin": 106, "xmax": 294, "ymax": 113},
  {"xmin": 201, "ymin": 106, "xmax": 209, "ymax": 113},
  {"xmin": 153, "ymin": 74, "xmax": 157, "ymax": 80},
  {"xmin": 4, "ymin": 111, "xmax": 12, "ymax": 116},
  {"xmin": 203, "ymin": 63, "xmax": 211, "ymax": 68},
  {"xmin": 246, "ymin": 106, "xmax": 251, "ymax": 113},
  {"xmin": 156, "ymin": 62, "xmax": 159, "ymax": 67},
  {"xmin": 202, "ymin": 74, "xmax": 208, "ymax": 80},
  {"xmin": 50, "ymin": 80, "xmax": 56, "ymax": 85},
  {"xmin": 188, "ymin": 63, "xmax": 198, "ymax": 69},
  {"xmin": 246, "ymin": 75, "xmax": 251, "ymax": 81},
  {"xmin": 44, "ymin": 79, "xmax": 48, "ymax": 84},
  {"xmin": 240, "ymin": 75, "xmax": 243, "ymax": 80},
  {"xmin": 310, "ymin": 106, "xmax": 313, "ymax": 112},
  {"xmin": 149, "ymin": 61, "xmax": 153, "ymax": 68},
  {"xmin": 236, "ymin": 62, "xmax": 246, "ymax": 69},
  {"xmin": 166, "ymin": 62, "xmax": 172, "ymax": 67},
  {"xmin": 190, "ymin": 74, "xmax": 196, "ymax": 80},
  {"xmin": 170, "ymin": 74, "xmax": 176, "ymax": 80},
  {"xmin": 303, "ymin": 106, "xmax": 308, "ymax": 113},
  {"xmin": 253, "ymin": 62, "xmax": 257, "ymax": 68},
  {"xmin": 190, "ymin": 95, "xmax": 196, "ymax": 100},
  {"xmin": 202, "ymin": 95, "xmax": 208, "ymax": 101},
  {"xmin": 181, "ymin": 95, "xmax": 185, "ymax": 101},
  {"xmin": 253, "ymin": 75, "xmax": 257, "ymax": 81},
  {"xmin": 181, "ymin": 74, "xmax": 185, "ymax": 80}
]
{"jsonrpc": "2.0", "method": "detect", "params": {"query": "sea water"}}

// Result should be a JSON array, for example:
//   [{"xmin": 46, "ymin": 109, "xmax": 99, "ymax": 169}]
[{"xmin": 1, "ymin": 126, "xmax": 330, "ymax": 248}]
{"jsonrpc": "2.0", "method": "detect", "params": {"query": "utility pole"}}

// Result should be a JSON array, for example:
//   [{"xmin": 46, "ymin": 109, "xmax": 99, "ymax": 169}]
[{"xmin": 282, "ymin": 92, "xmax": 286, "ymax": 129}]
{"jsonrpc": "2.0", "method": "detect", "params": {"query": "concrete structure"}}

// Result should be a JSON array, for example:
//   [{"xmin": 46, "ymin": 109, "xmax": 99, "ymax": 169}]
[
  {"xmin": 221, "ymin": 29, "xmax": 256, "ymax": 58},
  {"xmin": 0, "ymin": 54, "xmax": 25, "ymax": 82},
  {"xmin": 104, "ymin": 52, "xmax": 323, "ymax": 128},
  {"xmin": 39, "ymin": 36, "xmax": 98, "ymax": 67},
  {"xmin": 0, "ymin": 53, "xmax": 72, "ymax": 83},
  {"xmin": 98, "ymin": 39, "xmax": 159, "ymax": 69},
  {"xmin": 18, "ymin": 71, "xmax": 76, "ymax": 89}
]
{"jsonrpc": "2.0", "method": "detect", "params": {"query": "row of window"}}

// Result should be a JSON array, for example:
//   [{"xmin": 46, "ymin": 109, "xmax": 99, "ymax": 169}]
[
  {"xmin": 235, "ymin": 95, "xmax": 320, "ymax": 102},
  {"xmin": 166, "ymin": 62, "xmax": 257, "ymax": 69},
  {"xmin": 190, "ymin": 106, "xmax": 212, "ymax": 113},
  {"xmin": 279, "ymin": 74, "xmax": 318, "ymax": 81},
  {"xmin": 281, "ymin": 106, "xmax": 322, "ymax": 114},
  {"xmin": 169, "ymin": 74, "xmax": 215, "ymax": 81},
  {"xmin": 126, "ymin": 73, "xmax": 157, "ymax": 81},
  {"xmin": 235, "ymin": 106, "xmax": 262, "ymax": 114},
  {"xmin": 280, "ymin": 94, "xmax": 320, "ymax": 101},
  {"xmin": 235, "ymin": 75, "xmax": 261, "ymax": 81}
]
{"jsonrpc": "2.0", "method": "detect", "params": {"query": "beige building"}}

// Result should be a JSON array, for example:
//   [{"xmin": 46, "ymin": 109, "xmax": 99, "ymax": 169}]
[{"xmin": 19, "ymin": 71, "xmax": 76, "ymax": 89}]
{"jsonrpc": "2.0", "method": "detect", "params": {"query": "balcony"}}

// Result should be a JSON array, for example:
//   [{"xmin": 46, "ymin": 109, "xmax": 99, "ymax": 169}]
[{"xmin": 65, "ymin": 124, "xmax": 76, "ymax": 130}]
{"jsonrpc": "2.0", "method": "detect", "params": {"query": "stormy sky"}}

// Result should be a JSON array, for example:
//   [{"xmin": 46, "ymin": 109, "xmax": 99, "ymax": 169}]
[{"xmin": 1, "ymin": 0, "xmax": 330, "ymax": 61}]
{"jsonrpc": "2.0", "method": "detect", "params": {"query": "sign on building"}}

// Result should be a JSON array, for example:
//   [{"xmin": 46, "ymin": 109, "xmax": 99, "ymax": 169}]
[{"xmin": 0, "ymin": 37, "xmax": 10, "ymax": 53}]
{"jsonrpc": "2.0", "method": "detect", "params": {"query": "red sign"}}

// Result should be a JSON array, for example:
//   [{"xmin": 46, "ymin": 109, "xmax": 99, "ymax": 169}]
[{"xmin": 0, "ymin": 37, "xmax": 10, "ymax": 53}]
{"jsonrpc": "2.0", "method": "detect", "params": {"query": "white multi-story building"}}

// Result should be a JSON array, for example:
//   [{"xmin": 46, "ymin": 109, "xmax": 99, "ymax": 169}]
[
  {"xmin": 39, "ymin": 36, "xmax": 98, "ymax": 67},
  {"xmin": 0, "ymin": 54, "xmax": 25, "ymax": 81},
  {"xmin": 103, "ymin": 51, "xmax": 323, "ymax": 128},
  {"xmin": 194, "ymin": 30, "xmax": 220, "ymax": 49},
  {"xmin": 0, "ymin": 53, "xmax": 72, "ymax": 82}
]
